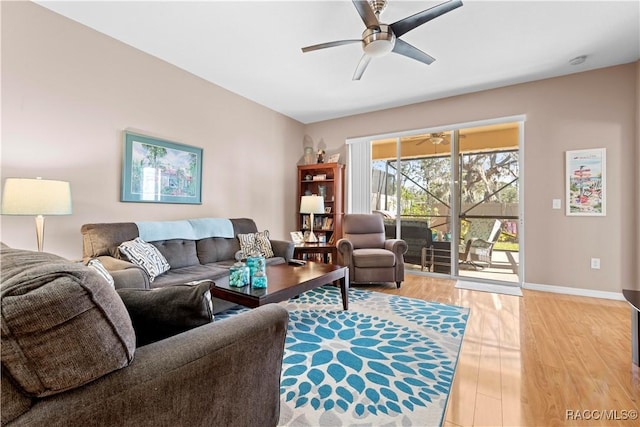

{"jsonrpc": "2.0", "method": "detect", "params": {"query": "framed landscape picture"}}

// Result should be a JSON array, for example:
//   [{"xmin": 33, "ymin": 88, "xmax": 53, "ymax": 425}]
[
  {"xmin": 122, "ymin": 131, "xmax": 203, "ymax": 204},
  {"xmin": 565, "ymin": 148, "xmax": 605, "ymax": 216}
]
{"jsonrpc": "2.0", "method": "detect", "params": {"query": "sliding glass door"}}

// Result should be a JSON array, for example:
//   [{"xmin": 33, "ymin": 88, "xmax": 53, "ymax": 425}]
[{"xmin": 369, "ymin": 122, "xmax": 521, "ymax": 284}]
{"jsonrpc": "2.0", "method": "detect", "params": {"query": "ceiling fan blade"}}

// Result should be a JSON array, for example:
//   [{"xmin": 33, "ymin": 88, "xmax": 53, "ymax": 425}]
[
  {"xmin": 390, "ymin": 0, "xmax": 463, "ymax": 38},
  {"xmin": 352, "ymin": 0, "xmax": 379, "ymax": 29},
  {"xmin": 302, "ymin": 39, "xmax": 362, "ymax": 53},
  {"xmin": 352, "ymin": 54, "xmax": 372, "ymax": 80},
  {"xmin": 392, "ymin": 39, "xmax": 435, "ymax": 65}
]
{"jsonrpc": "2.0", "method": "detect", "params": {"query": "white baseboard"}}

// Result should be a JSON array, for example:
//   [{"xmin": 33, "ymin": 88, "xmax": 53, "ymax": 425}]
[
  {"xmin": 523, "ymin": 282, "xmax": 625, "ymax": 301},
  {"xmin": 455, "ymin": 280, "xmax": 523, "ymax": 296}
]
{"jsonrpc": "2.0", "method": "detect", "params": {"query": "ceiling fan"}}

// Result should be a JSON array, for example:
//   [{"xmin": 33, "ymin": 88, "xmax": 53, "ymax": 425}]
[
  {"xmin": 415, "ymin": 132, "xmax": 450, "ymax": 145},
  {"xmin": 301, "ymin": 0, "xmax": 463, "ymax": 80}
]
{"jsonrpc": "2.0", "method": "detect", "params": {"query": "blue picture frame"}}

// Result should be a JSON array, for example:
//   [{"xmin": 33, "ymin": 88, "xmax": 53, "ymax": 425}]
[{"xmin": 121, "ymin": 131, "xmax": 202, "ymax": 204}]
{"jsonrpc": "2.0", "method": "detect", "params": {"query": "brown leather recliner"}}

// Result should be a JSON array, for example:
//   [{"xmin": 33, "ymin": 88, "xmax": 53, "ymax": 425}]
[{"xmin": 337, "ymin": 214, "xmax": 408, "ymax": 289}]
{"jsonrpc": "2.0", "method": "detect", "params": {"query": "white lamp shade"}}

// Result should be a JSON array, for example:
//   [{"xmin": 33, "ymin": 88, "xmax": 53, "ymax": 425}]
[
  {"xmin": 2, "ymin": 178, "xmax": 72, "ymax": 215},
  {"xmin": 300, "ymin": 195, "xmax": 325, "ymax": 214}
]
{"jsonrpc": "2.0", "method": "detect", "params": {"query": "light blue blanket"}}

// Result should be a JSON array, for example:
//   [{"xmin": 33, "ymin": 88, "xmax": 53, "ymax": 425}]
[{"xmin": 135, "ymin": 218, "xmax": 234, "ymax": 242}]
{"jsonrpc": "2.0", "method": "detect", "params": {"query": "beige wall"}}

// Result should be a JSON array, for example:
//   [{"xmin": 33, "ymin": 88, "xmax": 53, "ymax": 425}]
[
  {"xmin": 0, "ymin": 2, "xmax": 304, "ymax": 259},
  {"xmin": 636, "ymin": 62, "xmax": 640, "ymax": 291},
  {"xmin": 305, "ymin": 63, "xmax": 639, "ymax": 294}
]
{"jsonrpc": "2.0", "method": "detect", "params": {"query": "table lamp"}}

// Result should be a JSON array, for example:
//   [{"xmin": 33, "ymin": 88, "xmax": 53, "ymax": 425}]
[
  {"xmin": 300, "ymin": 195, "xmax": 325, "ymax": 243},
  {"xmin": 1, "ymin": 177, "xmax": 72, "ymax": 252}
]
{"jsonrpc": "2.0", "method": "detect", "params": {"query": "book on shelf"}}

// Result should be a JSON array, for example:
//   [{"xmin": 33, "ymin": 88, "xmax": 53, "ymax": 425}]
[
  {"xmin": 301, "ymin": 214, "xmax": 310, "ymax": 229},
  {"xmin": 321, "ymin": 217, "xmax": 333, "ymax": 230}
]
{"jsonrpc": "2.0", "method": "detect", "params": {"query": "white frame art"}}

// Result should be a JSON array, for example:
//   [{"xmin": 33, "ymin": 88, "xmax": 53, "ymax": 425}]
[
  {"xmin": 290, "ymin": 231, "xmax": 304, "ymax": 244},
  {"xmin": 565, "ymin": 148, "xmax": 606, "ymax": 216}
]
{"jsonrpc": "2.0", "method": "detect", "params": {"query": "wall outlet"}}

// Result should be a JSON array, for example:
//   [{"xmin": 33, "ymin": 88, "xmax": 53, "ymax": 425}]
[
  {"xmin": 552, "ymin": 199, "xmax": 562, "ymax": 209},
  {"xmin": 590, "ymin": 258, "xmax": 601, "ymax": 269}
]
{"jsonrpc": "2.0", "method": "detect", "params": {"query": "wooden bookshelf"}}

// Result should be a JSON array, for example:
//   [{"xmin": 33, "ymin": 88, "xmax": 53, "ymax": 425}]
[{"xmin": 297, "ymin": 163, "xmax": 344, "ymax": 244}]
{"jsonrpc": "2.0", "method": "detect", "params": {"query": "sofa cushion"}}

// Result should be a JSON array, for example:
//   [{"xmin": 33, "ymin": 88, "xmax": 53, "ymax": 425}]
[
  {"xmin": 151, "ymin": 239, "xmax": 199, "ymax": 269},
  {"xmin": 1, "ymin": 373, "xmax": 33, "ymax": 425},
  {"xmin": 150, "ymin": 264, "xmax": 229, "ymax": 287},
  {"xmin": 196, "ymin": 237, "xmax": 241, "ymax": 264},
  {"xmin": 116, "ymin": 281, "xmax": 214, "ymax": 346},
  {"xmin": 0, "ymin": 247, "xmax": 136, "ymax": 398},
  {"xmin": 352, "ymin": 248, "xmax": 397, "ymax": 268},
  {"xmin": 119, "ymin": 238, "xmax": 170, "ymax": 282},
  {"xmin": 237, "ymin": 230, "xmax": 274, "ymax": 258}
]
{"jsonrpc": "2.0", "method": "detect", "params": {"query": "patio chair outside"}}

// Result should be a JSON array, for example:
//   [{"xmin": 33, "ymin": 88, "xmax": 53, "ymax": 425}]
[{"xmin": 460, "ymin": 219, "xmax": 502, "ymax": 269}]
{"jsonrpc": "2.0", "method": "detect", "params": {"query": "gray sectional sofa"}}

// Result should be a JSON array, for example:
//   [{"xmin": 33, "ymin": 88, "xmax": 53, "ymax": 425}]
[
  {"xmin": 81, "ymin": 218, "xmax": 294, "ymax": 313},
  {"xmin": 1, "ymin": 244, "xmax": 289, "ymax": 426}
]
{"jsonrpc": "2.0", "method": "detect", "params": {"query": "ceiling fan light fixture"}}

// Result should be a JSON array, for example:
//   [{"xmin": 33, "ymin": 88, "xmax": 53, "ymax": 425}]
[
  {"xmin": 362, "ymin": 26, "xmax": 395, "ymax": 57},
  {"xmin": 430, "ymin": 137, "xmax": 444, "ymax": 144}
]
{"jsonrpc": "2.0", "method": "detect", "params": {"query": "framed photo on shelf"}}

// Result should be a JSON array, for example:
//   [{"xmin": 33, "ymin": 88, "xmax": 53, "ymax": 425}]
[
  {"xmin": 327, "ymin": 153, "xmax": 340, "ymax": 163},
  {"xmin": 324, "ymin": 207, "xmax": 332, "ymax": 213},
  {"xmin": 290, "ymin": 231, "xmax": 304, "ymax": 244},
  {"xmin": 565, "ymin": 148, "xmax": 606, "ymax": 216},
  {"xmin": 121, "ymin": 131, "xmax": 203, "ymax": 204}
]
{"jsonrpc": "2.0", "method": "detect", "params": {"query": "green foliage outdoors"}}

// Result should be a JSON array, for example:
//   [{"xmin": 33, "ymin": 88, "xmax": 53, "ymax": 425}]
[{"xmin": 373, "ymin": 150, "xmax": 520, "ymax": 246}]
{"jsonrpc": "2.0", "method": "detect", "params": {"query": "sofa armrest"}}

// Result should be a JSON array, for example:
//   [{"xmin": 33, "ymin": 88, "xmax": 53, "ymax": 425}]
[
  {"xmin": 385, "ymin": 239, "xmax": 408, "ymax": 280},
  {"xmin": 12, "ymin": 305, "xmax": 289, "ymax": 427},
  {"xmin": 270, "ymin": 239, "xmax": 294, "ymax": 261},
  {"xmin": 384, "ymin": 239, "xmax": 408, "ymax": 257},
  {"xmin": 90, "ymin": 256, "xmax": 150, "ymax": 290},
  {"xmin": 336, "ymin": 238, "xmax": 354, "ymax": 268}
]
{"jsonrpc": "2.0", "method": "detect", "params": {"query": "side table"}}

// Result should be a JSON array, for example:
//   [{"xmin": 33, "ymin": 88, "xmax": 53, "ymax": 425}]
[
  {"xmin": 421, "ymin": 241, "xmax": 452, "ymax": 274},
  {"xmin": 622, "ymin": 289, "xmax": 640, "ymax": 366},
  {"xmin": 294, "ymin": 243, "xmax": 337, "ymax": 264}
]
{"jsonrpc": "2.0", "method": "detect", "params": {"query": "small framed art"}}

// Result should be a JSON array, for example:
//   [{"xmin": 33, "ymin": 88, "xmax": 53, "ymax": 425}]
[
  {"xmin": 565, "ymin": 148, "xmax": 605, "ymax": 216},
  {"xmin": 290, "ymin": 231, "xmax": 304, "ymax": 244}
]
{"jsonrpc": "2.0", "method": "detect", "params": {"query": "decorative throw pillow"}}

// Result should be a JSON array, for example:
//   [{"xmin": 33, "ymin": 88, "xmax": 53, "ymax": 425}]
[
  {"xmin": 116, "ymin": 281, "xmax": 215, "ymax": 346},
  {"xmin": 87, "ymin": 258, "xmax": 115, "ymax": 288},
  {"xmin": 118, "ymin": 237, "xmax": 170, "ymax": 282},
  {"xmin": 237, "ymin": 230, "xmax": 274, "ymax": 258}
]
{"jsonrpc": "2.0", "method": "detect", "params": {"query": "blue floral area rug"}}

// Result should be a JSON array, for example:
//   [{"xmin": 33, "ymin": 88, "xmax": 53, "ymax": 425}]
[{"xmin": 219, "ymin": 286, "xmax": 469, "ymax": 427}]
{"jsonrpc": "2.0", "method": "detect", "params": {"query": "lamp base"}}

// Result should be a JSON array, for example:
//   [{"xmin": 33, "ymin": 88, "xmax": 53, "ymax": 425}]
[
  {"xmin": 305, "ymin": 230, "xmax": 318, "ymax": 243},
  {"xmin": 35, "ymin": 215, "xmax": 45, "ymax": 252}
]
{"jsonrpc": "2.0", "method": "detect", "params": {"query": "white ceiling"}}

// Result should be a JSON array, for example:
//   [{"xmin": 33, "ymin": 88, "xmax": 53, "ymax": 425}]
[{"xmin": 36, "ymin": 0, "xmax": 640, "ymax": 124}]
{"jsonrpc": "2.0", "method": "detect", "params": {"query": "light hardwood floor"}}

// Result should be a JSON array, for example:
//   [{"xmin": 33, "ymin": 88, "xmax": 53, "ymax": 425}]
[{"xmin": 365, "ymin": 275, "xmax": 640, "ymax": 426}]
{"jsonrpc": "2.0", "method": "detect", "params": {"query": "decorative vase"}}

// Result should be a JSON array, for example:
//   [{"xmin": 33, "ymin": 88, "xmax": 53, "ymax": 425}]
[
  {"xmin": 318, "ymin": 185, "xmax": 326, "ymax": 199},
  {"xmin": 248, "ymin": 256, "xmax": 267, "ymax": 288},
  {"xmin": 252, "ymin": 270, "xmax": 268, "ymax": 289},
  {"xmin": 229, "ymin": 261, "xmax": 250, "ymax": 287},
  {"xmin": 304, "ymin": 147, "xmax": 314, "ymax": 165},
  {"xmin": 246, "ymin": 254, "xmax": 266, "ymax": 279}
]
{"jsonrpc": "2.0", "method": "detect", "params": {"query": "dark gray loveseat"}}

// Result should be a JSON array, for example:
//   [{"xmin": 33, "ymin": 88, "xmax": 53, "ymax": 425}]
[
  {"xmin": 81, "ymin": 218, "xmax": 294, "ymax": 312},
  {"xmin": 1, "ymin": 244, "xmax": 289, "ymax": 426}
]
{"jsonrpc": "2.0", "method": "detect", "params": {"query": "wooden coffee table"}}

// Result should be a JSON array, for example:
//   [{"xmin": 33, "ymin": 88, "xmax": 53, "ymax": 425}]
[{"xmin": 210, "ymin": 261, "xmax": 349, "ymax": 310}]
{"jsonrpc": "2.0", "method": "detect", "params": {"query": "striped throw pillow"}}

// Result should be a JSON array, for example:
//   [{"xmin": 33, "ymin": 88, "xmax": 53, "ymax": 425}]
[
  {"xmin": 87, "ymin": 258, "xmax": 115, "ymax": 288},
  {"xmin": 237, "ymin": 230, "xmax": 274, "ymax": 258},
  {"xmin": 118, "ymin": 238, "xmax": 170, "ymax": 282}
]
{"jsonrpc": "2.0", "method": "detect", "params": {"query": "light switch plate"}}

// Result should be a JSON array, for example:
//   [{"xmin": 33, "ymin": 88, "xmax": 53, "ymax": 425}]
[{"xmin": 552, "ymin": 199, "xmax": 561, "ymax": 209}]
